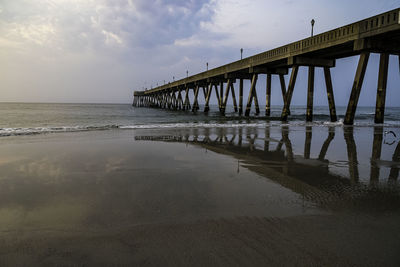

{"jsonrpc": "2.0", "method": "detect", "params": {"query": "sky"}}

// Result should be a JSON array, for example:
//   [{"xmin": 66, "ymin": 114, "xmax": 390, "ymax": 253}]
[{"xmin": 0, "ymin": 0, "xmax": 399, "ymax": 106}]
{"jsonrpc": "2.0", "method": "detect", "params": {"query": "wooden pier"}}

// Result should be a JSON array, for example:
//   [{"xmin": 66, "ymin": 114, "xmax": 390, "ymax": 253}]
[{"xmin": 133, "ymin": 8, "xmax": 400, "ymax": 125}]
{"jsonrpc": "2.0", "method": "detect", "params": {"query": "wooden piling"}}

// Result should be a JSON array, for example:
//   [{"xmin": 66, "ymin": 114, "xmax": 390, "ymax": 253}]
[
  {"xmin": 192, "ymin": 85, "xmax": 200, "ymax": 112},
  {"xmin": 239, "ymin": 79, "xmax": 244, "ymax": 115},
  {"xmin": 323, "ymin": 67, "xmax": 337, "ymax": 122},
  {"xmin": 184, "ymin": 87, "xmax": 191, "ymax": 110},
  {"xmin": 344, "ymin": 52, "xmax": 370, "ymax": 125},
  {"xmin": 266, "ymin": 74, "xmax": 271, "ymax": 116},
  {"xmin": 220, "ymin": 82, "xmax": 224, "ymax": 108},
  {"xmin": 214, "ymin": 84, "xmax": 221, "ymax": 110},
  {"xmin": 279, "ymin": 74, "xmax": 289, "ymax": 115},
  {"xmin": 245, "ymin": 74, "xmax": 258, "ymax": 116},
  {"xmin": 221, "ymin": 79, "xmax": 232, "ymax": 114},
  {"xmin": 253, "ymin": 86, "xmax": 260, "ymax": 115},
  {"xmin": 204, "ymin": 83, "xmax": 212, "ymax": 113},
  {"xmin": 281, "ymin": 66, "xmax": 299, "ymax": 121},
  {"xmin": 231, "ymin": 83, "xmax": 238, "ymax": 112},
  {"xmin": 306, "ymin": 66, "xmax": 315, "ymax": 122},
  {"xmin": 177, "ymin": 89, "xmax": 183, "ymax": 110},
  {"xmin": 374, "ymin": 53, "xmax": 389, "ymax": 124}
]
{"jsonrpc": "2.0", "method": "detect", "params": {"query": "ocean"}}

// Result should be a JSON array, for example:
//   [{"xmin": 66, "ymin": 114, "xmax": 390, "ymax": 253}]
[{"xmin": 1, "ymin": 102, "xmax": 400, "ymax": 136}]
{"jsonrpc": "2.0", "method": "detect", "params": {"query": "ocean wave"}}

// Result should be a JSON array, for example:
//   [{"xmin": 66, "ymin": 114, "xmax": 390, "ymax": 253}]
[
  {"xmin": 0, "ymin": 125, "xmax": 119, "ymax": 137},
  {"xmin": 1, "ymin": 119, "xmax": 400, "ymax": 137}
]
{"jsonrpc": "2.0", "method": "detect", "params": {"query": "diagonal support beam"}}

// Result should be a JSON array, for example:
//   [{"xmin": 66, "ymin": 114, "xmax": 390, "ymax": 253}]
[
  {"xmin": 192, "ymin": 85, "xmax": 200, "ymax": 112},
  {"xmin": 231, "ymin": 83, "xmax": 238, "ymax": 112},
  {"xmin": 221, "ymin": 79, "xmax": 232, "ymax": 115},
  {"xmin": 245, "ymin": 74, "xmax": 258, "ymax": 116},
  {"xmin": 204, "ymin": 83, "xmax": 213, "ymax": 113},
  {"xmin": 323, "ymin": 67, "xmax": 337, "ymax": 122},
  {"xmin": 344, "ymin": 52, "xmax": 370, "ymax": 125},
  {"xmin": 281, "ymin": 66, "xmax": 299, "ymax": 121}
]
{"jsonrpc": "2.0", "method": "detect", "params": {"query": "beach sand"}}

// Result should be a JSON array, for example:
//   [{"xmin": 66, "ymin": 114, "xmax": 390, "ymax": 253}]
[{"xmin": 0, "ymin": 126, "xmax": 399, "ymax": 266}]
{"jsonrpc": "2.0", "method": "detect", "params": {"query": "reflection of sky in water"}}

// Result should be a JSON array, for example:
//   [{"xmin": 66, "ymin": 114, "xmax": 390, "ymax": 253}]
[
  {"xmin": 0, "ymin": 126, "xmax": 399, "ymax": 233},
  {"xmin": 0, "ymin": 130, "xmax": 324, "ymax": 233}
]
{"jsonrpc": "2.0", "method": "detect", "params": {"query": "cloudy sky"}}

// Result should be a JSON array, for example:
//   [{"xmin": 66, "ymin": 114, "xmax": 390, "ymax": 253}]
[{"xmin": 0, "ymin": 0, "xmax": 399, "ymax": 106}]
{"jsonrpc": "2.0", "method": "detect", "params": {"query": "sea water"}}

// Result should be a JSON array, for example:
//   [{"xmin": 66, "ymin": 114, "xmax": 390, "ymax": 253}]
[{"xmin": 1, "ymin": 102, "xmax": 400, "ymax": 136}]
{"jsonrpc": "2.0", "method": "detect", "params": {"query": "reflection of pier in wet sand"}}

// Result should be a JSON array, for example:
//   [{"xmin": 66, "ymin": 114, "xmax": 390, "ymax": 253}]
[{"xmin": 136, "ymin": 126, "xmax": 400, "ymax": 210}]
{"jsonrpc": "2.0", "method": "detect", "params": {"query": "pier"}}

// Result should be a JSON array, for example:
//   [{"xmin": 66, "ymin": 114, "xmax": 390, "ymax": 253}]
[{"xmin": 133, "ymin": 8, "xmax": 400, "ymax": 125}]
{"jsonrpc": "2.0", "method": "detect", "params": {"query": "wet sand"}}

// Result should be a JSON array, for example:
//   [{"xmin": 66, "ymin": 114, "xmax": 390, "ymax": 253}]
[{"xmin": 0, "ymin": 126, "xmax": 399, "ymax": 266}]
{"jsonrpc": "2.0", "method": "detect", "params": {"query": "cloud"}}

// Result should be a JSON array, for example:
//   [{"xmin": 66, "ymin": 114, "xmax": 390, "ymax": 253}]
[{"xmin": 0, "ymin": 0, "xmax": 398, "ymax": 104}]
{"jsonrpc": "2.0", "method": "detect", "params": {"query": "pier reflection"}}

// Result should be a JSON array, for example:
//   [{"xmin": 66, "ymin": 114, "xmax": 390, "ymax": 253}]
[{"xmin": 135, "ymin": 125, "xmax": 400, "ymax": 211}]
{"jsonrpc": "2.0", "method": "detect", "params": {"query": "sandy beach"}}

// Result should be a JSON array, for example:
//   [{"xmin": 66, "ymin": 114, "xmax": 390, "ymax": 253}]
[{"xmin": 0, "ymin": 126, "xmax": 399, "ymax": 266}]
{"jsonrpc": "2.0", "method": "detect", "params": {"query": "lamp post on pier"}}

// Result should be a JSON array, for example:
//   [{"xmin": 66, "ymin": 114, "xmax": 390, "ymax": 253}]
[
  {"xmin": 311, "ymin": 19, "xmax": 315, "ymax": 37},
  {"xmin": 206, "ymin": 62, "xmax": 208, "ymax": 71},
  {"xmin": 240, "ymin": 48, "xmax": 243, "ymax": 60}
]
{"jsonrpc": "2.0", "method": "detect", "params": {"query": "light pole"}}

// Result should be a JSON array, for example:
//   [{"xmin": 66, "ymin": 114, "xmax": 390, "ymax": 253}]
[
  {"xmin": 173, "ymin": 76, "xmax": 175, "ymax": 82},
  {"xmin": 206, "ymin": 62, "xmax": 208, "ymax": 71},
  {"xmin": 186, "ymin": 70, "xmax": 188, "ymax": 78},
  {"xmin": 240, "ymin": 48, "xmax": 243, "ymax": 60},
  {"xmin": 311, "ymin": 19, "xmax": 315, "ymax": 37}
]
